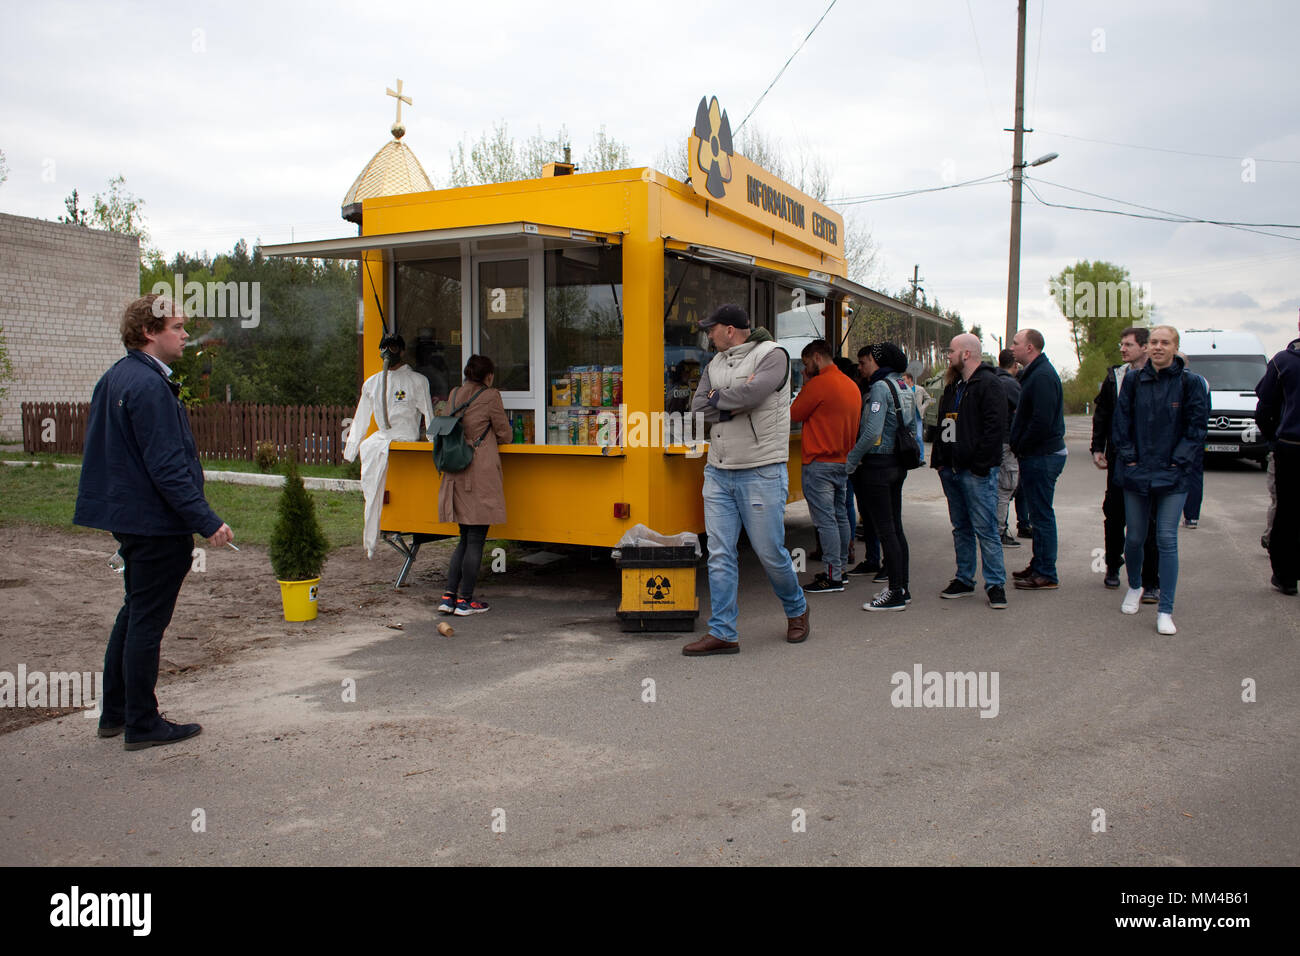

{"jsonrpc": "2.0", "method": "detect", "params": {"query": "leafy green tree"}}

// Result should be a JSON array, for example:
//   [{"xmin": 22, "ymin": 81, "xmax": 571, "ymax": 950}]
[
  {"xmin": 268, "ymin": 456, "xmax": 329, "ymax": 580},
  {"xmin": 58, "ymin": 189, "xmax": 90, "ymax": 226},
  {"xmin": 448, "ymin": 121, "xmax": 634, "ymax": 186}
]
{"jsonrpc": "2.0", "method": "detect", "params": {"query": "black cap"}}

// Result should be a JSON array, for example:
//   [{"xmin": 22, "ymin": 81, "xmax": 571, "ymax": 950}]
[{"xmin": 698, "ymin": 303, "xmax": 751, "ymax": 330}]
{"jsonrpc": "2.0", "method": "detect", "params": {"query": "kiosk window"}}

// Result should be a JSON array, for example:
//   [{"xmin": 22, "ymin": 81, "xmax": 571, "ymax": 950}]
[
  {"xmin": 776, "ymin": 284, "xmax": 826, "ymax": 395},
  {"xmin": 663, "ymin": 255, "xmax": 748, "ymax": 417},
  {"xmin": 544, "ymin": 247, "xmax": 623, "ymax": 445},
  {"xmin": 478, "ymin": 259, "xmax": 530, "ymax": 393},
  {"xmin": 394, "ymin": 258, "xmax": 461, "ymax": 403}
]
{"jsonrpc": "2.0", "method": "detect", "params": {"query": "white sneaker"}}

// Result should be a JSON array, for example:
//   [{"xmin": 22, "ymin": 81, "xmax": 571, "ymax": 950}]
[
  {"xmin": 1157, "ymin": 613, "xmax": 1177, "ymax": 635},
  {"xmin": 1121, "ymin": 588, "xmax": 1143, "ymax": 614}
]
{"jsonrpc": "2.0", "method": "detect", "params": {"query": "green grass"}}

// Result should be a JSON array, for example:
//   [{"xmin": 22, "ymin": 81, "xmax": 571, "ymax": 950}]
[
  {"xmin": 0, "ymin": 462, "xmax": 363, "ymax": 550},
  {"xmin": 0, "ymin": 451, "xmax": 360, "ymax": 480}
]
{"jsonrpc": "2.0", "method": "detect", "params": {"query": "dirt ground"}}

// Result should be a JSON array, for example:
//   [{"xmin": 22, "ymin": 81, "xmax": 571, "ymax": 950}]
[{"xmin": 0, "ymin": 525, "xmax": 463, "ymax": 735}]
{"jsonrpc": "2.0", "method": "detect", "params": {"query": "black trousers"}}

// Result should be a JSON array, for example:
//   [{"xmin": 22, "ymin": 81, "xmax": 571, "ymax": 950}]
[
  {"xmin": 1270, "ymin": 441, "xmax": 1299, "ymax": 587},
  {"xmin": 104, "ymin": 533, "xmax": 193, "ymax": 733},
  {"xmin": 447, "ymin": 524, "xmax": 489, "ymax": 598},
  {"xmin": 1103, "ymin": 473, "xmax": 1159, "ymax": 587},
  {"xmin": 853, "ymin": 463, "xmax": 909, "ymax": 590}
]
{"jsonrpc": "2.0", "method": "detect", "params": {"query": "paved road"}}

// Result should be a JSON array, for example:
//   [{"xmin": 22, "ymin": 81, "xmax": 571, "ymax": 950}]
[{"xmin": 2, "ymin": 430, "xmax": 1295, "ymax": 865}]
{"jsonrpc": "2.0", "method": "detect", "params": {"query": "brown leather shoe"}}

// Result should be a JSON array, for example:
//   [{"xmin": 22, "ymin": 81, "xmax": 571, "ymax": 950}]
[
  {"xmin": 1013, "ymin": 573, "xmax": 1059, "ymax": 590},
  {"xmin": 682, "ymin": 634, "xmax": 739, "ymax": 656},
  {"xmin": 1011, "ymin": 564, "xmax": 1035, "ymax": 580},
  {"xmin": 786, "ymin": 607, "xmax": 810, "ymax": 643}
]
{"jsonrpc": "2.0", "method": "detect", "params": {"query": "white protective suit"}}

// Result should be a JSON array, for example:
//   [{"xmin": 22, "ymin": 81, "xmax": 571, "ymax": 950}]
[{"xmin": 343, "ymin": 364, "xmax": 434, "ymax": 557}]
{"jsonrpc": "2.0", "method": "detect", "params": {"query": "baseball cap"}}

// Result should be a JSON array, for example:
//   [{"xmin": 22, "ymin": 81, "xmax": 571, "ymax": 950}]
[{"xmin": 698, "ymin": 303, "xmax": 751, "ymax": 330}]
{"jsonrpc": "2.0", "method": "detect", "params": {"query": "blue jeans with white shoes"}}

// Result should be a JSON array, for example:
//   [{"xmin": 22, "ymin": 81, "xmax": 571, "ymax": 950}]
[{"xmin": 703, "ymin": 463, "xmax": 807, "ymax": 642}]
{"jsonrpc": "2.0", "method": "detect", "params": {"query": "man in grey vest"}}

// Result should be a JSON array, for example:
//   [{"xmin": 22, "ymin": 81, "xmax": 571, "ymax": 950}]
[{"xmin": 683, "ymin": 303, "xmax": 809, "ymax": 655}]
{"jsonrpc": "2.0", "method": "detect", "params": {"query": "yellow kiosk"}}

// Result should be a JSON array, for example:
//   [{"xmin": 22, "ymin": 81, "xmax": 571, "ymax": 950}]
[{"xmin": 262, "ymin": 94, "xmax": 951, "ymax": 624}]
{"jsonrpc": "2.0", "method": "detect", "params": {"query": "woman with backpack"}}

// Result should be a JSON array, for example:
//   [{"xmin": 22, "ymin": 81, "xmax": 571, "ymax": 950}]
[
  {"xmin": 1111, "ymin": 325, "xmax": 1208, "ymax": 635},
  {"xmin": 846, "ymin": 342, "xmax": 916, "ymax": 612},
  {"xmin": 438, "ymin": 354, "xmax": 512, "ymax": 616}
]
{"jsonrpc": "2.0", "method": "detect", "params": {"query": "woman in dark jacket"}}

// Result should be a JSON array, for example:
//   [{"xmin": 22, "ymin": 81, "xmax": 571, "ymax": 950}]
[
  {"xmin": 437, "ymin": 355, "xmax": 512, "ymax": 616},
  {"xmin": 846, "ymin": 342, "xmax": 914, "ymax": 611},
  {"xmin": 1111, "ymin": 325, "xmax": 1208, "ymax": 635}
]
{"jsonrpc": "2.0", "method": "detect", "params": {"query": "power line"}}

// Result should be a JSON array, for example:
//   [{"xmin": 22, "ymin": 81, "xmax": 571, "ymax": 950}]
[
  {"xmin": 828, "ymin": 169, "xmax": 1008, "ymax": 206},
  {"xmin": 735, "ymin": 0, "xmax": 838, "ymax": 134},
  {"xmin": 1029, "ymin": 177, "xmax": 1300, "ymax": 228},
  {"xmin": 1022, "ymin": 179, "xmax": 1300, "ymax": 242},
  {"xmin": 1036, "ymin": 130, "xmax": 1300, "ymax": 165},
  {"xmin": 965, "ymin": 0, "xmax": 999, "ymax": 132}
]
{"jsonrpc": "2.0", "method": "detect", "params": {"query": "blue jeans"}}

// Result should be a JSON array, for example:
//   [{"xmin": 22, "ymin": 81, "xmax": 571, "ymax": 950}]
[
  {"xmin": 803, "ymin": 461, "xmax": 851, "ymax": 579},
  {"xmin": 1123, "ymin": 489, "xmax": 1186, "ymax": 613},
  {"xmin": 938, "ymin": 467, "xmax": 1006, "ymax": 589},
  {"xmin": 1018, "ymin": 453, "xmax": 1067, "ymax": 581},
  {"xmin": 703, "ymin": 463, "xmax": 807, "ymax": 642}
]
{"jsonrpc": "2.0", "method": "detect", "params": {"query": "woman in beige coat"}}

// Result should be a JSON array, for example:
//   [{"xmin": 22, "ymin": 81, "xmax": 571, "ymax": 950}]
[{"xmin": 437, "ymin": 355, "xmax": 512, "ymax": 616}]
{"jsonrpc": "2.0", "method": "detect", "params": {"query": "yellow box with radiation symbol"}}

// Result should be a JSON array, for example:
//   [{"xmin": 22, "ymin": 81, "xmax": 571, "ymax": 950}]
[{"xmin": 616, "ymin": 547, "xmax": 699, "ymax": 631}]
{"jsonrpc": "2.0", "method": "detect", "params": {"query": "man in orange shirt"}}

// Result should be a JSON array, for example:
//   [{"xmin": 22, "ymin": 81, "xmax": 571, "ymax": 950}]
[{"xmin": 790, "ymin": 339, "xmax": 864, "ymax": 592}]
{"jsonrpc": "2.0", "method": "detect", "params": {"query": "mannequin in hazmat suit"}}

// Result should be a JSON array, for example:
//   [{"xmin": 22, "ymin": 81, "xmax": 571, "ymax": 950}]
[{"xmin": 343, "ymin": 334, "xmax": 434, "ymax": 557}]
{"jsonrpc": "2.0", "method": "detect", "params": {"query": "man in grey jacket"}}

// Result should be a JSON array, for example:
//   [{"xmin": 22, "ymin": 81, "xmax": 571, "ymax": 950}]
[{"xmin": 682, "ymin": 304, "xmax": 809, "ymax": 655}]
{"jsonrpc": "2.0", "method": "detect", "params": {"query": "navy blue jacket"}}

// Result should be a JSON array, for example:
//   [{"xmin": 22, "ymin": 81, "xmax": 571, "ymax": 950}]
[
  {"xmin": 74, "ymin": 350, "xmax": 223, "ymax": 537},
  {"xmin": 1256, "ymin": 337, "xmax": 1300, "ymax": 444},
  {"xmin": 1009, "ymin": 352, "xmax": 1065, "ymax": 457},
  {"xmin": 930, "ymin": 364, "xmax": 1006, "ymax": 476},
  {"xmin": 1111, "ymin": 355, "xmax": 1208, "ymax": 494},
  {"xmin": 994, "ymin": 366, "xmax": 1020, "ymax": 443}
]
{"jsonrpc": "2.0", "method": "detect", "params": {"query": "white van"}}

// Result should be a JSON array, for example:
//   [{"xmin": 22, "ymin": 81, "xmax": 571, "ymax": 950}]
[{"xmin": 1179, "ymin": 329, "xmax": 1269, "ymax": 467}]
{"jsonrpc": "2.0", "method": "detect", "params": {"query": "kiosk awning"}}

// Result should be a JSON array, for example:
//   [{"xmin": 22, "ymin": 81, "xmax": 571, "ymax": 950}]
[{"xmin": 258, "ymin": 222, "xmax": 624, "ymax": 261}]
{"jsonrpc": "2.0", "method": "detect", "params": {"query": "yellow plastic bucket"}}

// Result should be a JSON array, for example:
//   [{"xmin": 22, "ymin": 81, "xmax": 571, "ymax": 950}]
[{"xmin": 277, "ymin": 578, "xmax": 320, "ymax": 622}]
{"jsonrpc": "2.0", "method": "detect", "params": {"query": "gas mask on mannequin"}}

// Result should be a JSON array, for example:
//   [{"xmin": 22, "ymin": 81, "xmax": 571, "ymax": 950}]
[{"xmin": 378, "ymin": 333, "xmax": 405, "ymax": 430}]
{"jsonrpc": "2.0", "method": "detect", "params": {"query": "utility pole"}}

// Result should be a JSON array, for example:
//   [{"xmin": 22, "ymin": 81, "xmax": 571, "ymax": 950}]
[
  {"xmin": 908, "ymin": 264, "xmax": 925, "ymax": 306},
  {"xmin": 1004, "ymin": 0, "xmax": 1028, "ymax": 348}
]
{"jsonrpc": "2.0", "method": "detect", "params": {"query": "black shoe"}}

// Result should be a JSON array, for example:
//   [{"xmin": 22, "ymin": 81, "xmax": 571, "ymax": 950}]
[
  {"xmin": 1140, "ymin": 588, "xmax": 1160, "ymax": 605},
  {"xmin": 1272, "ymin": 576, "xmax": 1298, "ymax": 596},
  {"xmin": 1017, "ymin": 524, "xmax": 1034, "ymax": 539},
  {"xmin": 804, "ymin": 575, "xmax": 845, "ymax": 594},
  {"xmin": 1103, "ymin": 568, "xmax": 1121, "ymax": 589},
  {"xmin": 124, "ymin": 717, "xmax": 202, "ymax": 751},
  {"xmin": 872, "ymin": 569, "xmax": 890, "ymax": 584},
  {"xmin": 846, "ymin": 561, "xmax": 880, "ymax": 577},
  {"xmin": 97, "ymin": 722, "xmax": 124, "ymax": 738},
  {"xmin": 1262, "ymin": 534, "xmax": 1270, "ymax": 551},
  {"xmin": 1000, "ymin": 533, "xmax": 1021, "ymax": 548},
  {"xmin": 986, "ymin": 585, "xmax": 1008, "ymax": 609},
  {"xmin": 940, "ymin": 579, "xmax": 976, "ymax": 599},
  {"xmin": 863, "ymin": 588, "xmax": 907, "ymax": 612}
]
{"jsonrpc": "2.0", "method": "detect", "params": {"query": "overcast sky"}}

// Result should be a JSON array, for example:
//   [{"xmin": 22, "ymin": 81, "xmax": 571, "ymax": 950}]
[{"xmin": 3, "ymin": 0, "xmax": 1297, "ymax": 370}]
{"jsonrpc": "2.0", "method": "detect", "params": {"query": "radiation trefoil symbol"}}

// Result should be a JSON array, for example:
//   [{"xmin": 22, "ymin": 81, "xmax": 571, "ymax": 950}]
[
  {"xmin": 645, "ymin": 575, "xmax": 672, "ymax": 602},
  {"xmin": 694, "ymin": 95, "xmax": 734, "ymax": 200},
  {"xmin": 394, "ymin": 388, "xmax": 407, "ymax": 401}
]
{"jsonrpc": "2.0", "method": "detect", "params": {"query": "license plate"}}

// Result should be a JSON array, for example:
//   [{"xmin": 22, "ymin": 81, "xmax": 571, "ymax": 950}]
[{"xmin": 1205, "ymin": 443, "xmax": 1239, "ymax": 452}]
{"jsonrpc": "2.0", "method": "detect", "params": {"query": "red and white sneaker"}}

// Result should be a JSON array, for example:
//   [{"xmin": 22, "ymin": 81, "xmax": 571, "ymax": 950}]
[{"xmin": 454, "ymin": 598, "xmax": 490, "ymax": 616}]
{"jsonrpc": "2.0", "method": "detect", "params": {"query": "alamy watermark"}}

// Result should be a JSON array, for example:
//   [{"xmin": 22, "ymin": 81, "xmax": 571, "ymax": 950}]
[
  {"xmin": 1046, "ymin": 272, "xmax": 1151, "ymax": 321},
  {"xmin": 890, "ymin": 663, "xmax": 1000, "ymax": 718},
  {"xmin": 151, "ymin": 274, "xmax": 260, "ymax": 328},
  {"xmin": 0, "ymin": 665, "xmax": 102, "ymax": 715}
]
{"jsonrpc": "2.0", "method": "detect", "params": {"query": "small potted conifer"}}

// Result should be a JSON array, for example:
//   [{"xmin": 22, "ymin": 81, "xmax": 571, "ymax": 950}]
[{"xmin": 269, "ymin": 456, "xmax": 329, "ymax": 621}]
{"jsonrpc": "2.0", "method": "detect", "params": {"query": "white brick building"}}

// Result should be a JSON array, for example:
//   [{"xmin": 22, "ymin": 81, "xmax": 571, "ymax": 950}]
[{"xmin": 0, "ymin": 212, "xmax": 139, "ymax": 441}]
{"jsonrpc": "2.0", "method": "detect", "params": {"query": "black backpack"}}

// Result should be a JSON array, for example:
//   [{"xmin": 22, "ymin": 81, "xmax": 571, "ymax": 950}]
[
  {"xmin": 885, "ymin": 378, "xmax": 923, "ymax": 470},
  {"xmin": 429, "ymin": 387, "xmax": 489, "ymax": 474}
]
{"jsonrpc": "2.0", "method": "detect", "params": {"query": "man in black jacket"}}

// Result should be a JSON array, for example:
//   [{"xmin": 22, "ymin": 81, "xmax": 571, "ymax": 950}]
[
  {"xmin": 1010, "ymin": 329, "xmax": 1066, "ymax": 590},
  {"xmin": 75, "ymin": 295, "xmax": 233, "ymax": 750},
  {"xmin": 1256, "ymin": 317, "xmax": 1300, "ymax": 595},
  {"xmin": 932, "ymin": 333, "xmax": 1009, "ymax": 608},
  {"xmin": 1091, "ymin": 326, "xmax": 1158, "ymax": 594}
]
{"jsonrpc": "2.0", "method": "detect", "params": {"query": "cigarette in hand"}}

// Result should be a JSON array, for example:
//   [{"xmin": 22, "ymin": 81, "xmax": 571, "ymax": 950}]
[{"xmin": 227, "ymin": 542, "xmax": 240, "ymax": 552}]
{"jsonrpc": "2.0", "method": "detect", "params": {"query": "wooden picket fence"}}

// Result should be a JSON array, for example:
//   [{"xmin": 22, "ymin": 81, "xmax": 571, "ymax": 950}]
[{"xmin": 21, "ymin": 402, "xmax": 353, "ymax": 465}]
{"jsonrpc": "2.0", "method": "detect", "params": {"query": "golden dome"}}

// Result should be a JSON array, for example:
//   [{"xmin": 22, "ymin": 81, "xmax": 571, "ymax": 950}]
[{"xmin": 342, "ymin": 137, "xmax": 434, "ymax": 207}]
